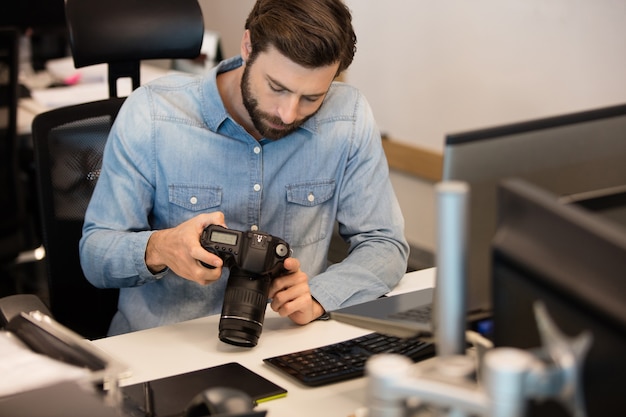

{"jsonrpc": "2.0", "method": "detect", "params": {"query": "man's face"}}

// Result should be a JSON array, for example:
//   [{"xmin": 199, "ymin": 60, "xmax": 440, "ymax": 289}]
[{"xmin": 241, "ymin": 46, "xmax": 339, "ymax": 140}]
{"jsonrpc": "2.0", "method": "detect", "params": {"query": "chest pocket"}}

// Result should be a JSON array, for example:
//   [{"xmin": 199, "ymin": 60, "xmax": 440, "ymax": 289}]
[
  {"xmin": 285, "ymin": 180, "xmax": 335, "ymax": 247},
  {"xmin": 168, "ymin": 184, "xmax": 222, "ymax": 225}
]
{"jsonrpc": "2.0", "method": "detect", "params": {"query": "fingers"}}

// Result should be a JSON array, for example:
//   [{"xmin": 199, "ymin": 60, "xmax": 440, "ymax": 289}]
[
  {"xmin": 188, "ymin": 261, "xmax": 223, "ymax": 285},
  {"xmin": 193, "ymin": 244, "xmax": 223, "ymax": 270},
  {"xmin": 268, "ymin": 257, "xmax": 301, "ymax": 299},
  {"xmin": 195, "ymin": 211, "xmax": 227, "ymax": 232},
  {"xmin": 270, "ymin": 284, "xmax": 324, "ymax": 324},
  {"xmin": 145, "ymin": 211, "xmax": 227, "ymax": 284},
  {"xmin": 282, "ymin": 256, "xmax": 300, "ymax": 273},
  {"xmin": 184, "ymin": 213, "xmax": 227, "ymax": 284},
  {"xmin": 268, "ymin": 262, "xmax": 323, "ymax": 324}
]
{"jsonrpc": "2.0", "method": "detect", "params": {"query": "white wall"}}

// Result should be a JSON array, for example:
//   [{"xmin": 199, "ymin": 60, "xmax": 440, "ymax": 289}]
[
  {"xmin": 345, "ymin": 0, "xmax": 626, "ymax": 252},
  {"xmin": 198, "ymin": 0, "xmax": 255, "ymax": 58},
  {"xmin": 346, "ymin": 0, "xmax": 626, "ymax": 152},
  {"xmin": 200, "ymin": 0, "xmax": 626, "ymax": 253}
]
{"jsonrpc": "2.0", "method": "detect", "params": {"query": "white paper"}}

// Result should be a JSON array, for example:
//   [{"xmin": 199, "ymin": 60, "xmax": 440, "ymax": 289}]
[{"xmin": 0, "ymin": 331, "xmax": 90, "ymax": 398}]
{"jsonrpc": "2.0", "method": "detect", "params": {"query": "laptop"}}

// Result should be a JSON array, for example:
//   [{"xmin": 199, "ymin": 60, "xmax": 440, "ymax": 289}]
[
  {"xmin": 329, "ymin": 288, "xmax": 436, "ymax": 339},
  {"xmin": 329, "ymin": 283, "xmax": 497, "ymax": 338}
]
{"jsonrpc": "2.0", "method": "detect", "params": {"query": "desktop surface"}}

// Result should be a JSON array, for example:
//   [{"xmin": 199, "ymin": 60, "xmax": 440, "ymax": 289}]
[
  {"xmin": 92, "ymin": 269, "xmax": 436, "ymax": 417},
  {"xmin": 96, "ymin": 306, "xmax": 375, "ymax": 417}
]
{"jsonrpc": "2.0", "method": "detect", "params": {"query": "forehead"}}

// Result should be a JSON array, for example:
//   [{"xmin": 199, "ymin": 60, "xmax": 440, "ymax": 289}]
[{"xmin": 251, "ymin": 46, "xmax": 339, "ymax": 95}]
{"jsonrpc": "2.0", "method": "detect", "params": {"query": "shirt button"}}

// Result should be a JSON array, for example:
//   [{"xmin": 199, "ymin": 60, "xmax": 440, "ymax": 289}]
[
  {"xmin": 254, "ymin": 146, "xmax": 261, "ymax": 154},
  {"xmin": 189, "ymin": 196, "xmax": 198, "ymax": 205},
  {"xmin": 308, "ymin": 193, "xmax": 315, "ymax": 202},
  {"xmin": 251, "ymin": 225, "xmax": 259, "ymax": 231},
  {"xmin": 253, "ymin": 184, "xmax": 261, "ymax": 192}
]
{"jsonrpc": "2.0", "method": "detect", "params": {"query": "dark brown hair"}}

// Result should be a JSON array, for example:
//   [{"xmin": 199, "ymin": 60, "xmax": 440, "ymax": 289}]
[{"xmin": 245, "ymin": 0, "xmax": 357, "ymax": 75}]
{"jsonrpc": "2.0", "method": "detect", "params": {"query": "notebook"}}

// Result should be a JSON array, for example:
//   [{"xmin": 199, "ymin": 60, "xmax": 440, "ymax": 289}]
[{"xmin": 122, "ymin": 362, "xmax": 287, "ymax": 417}]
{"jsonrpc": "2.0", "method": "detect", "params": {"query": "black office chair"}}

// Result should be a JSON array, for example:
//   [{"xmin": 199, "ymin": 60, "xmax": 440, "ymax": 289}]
[
  {"xmin": 65, "ymin": 0, "xmax": 203, "ymax": 98},
  {"xmin": 31, "ymin": 0, "xmax": 203, "ymax": 339},
  {"xmin": 32, "ymin": 98, "xmax": 125, "ymax": 339}
]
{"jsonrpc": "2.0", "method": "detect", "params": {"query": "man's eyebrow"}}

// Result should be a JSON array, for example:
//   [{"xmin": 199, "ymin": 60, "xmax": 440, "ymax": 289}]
[{"xmin": 266, "ymin": 75, "xmax": 326, "ymax": 99}]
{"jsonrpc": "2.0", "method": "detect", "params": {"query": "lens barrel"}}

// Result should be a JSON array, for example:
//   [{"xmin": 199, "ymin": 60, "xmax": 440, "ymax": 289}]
[{"xmin": 219, "ymin": 267, "xmax": 272, "ymax": 347}]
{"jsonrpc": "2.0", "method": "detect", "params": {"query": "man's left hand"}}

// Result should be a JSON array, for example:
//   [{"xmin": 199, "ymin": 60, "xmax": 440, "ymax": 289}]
[{"xmin": 267, "ymin": 257, "xmax": 324, "ymax": 324}]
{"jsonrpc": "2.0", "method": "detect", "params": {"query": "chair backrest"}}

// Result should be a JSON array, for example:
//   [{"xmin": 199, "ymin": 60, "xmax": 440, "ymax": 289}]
[
  {"xmin": 31, "ymin": 0, "xmax": 204, "ymax": 338},
  {"xmin": 65, "ymin": 0, "xmax": 204, "ymax": 97},
  {"xmin": 32, "ymin": 98, "xmax": 125, "ymax": 339},
  {"xmin": 0, "ymin": 27, "xmax": 25, "ymax": 264}
]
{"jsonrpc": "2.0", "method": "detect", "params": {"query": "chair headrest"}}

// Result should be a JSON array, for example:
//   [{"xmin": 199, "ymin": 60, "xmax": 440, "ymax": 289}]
[{"xmin": 65, "ymin": 0, "xmax": 204, "ymax": 68}]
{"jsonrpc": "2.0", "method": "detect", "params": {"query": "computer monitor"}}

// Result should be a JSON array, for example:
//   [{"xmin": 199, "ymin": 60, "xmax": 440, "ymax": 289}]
[
  {"xmin": 0, "ymin": 0, "xmax": 68, "ymax": 71},
  {"xmin": 560, "ymin": 183, "xmax": 626, "ymax": 228},
  {"xmin": 492, "ymin": 177, "xmax": 626, "ymax": 416},
  {"xmin": 442, "ymin": 103, "xmax": 626, "ymax": 318}
]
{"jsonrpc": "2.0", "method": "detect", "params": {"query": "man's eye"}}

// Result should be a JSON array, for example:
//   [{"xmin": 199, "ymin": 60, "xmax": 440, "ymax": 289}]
[{"xmin": 269, "ymin": 84, "xmax": 284, "ymax": 93}]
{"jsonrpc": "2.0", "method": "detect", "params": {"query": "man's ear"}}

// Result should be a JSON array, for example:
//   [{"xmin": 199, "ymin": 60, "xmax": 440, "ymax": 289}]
[{"xmin": 241, "ymin": 30, "xmax": 253, "ymax": 61}]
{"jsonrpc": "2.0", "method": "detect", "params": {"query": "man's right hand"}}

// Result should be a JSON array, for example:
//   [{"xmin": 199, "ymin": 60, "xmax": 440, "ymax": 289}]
[{"xmin": 145, "ymin": 211, "xmax": 227, "ymax": 285}]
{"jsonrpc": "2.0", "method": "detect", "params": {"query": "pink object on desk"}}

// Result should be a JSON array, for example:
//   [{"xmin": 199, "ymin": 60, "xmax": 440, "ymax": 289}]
[{"xmin": 63, "ymin": 73, "xmax": 82, "ymax": 85}]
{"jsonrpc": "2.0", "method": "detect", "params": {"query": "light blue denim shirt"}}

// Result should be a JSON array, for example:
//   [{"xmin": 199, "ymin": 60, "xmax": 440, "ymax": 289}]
[{"xmin": 80, "ymin": 56, "xmax": 409, "ymax": 336}]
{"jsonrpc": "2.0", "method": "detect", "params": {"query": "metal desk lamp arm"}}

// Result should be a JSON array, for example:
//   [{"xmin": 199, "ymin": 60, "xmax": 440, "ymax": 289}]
[{"xmin": 366, "ymin": 301, "xmax": 592, "ymax": 417}]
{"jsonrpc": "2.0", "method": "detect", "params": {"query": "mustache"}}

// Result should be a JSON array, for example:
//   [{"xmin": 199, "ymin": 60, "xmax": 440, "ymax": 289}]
[{"xmin": 262, "ymin": 114, "xmax": 294, "ymax": 129}]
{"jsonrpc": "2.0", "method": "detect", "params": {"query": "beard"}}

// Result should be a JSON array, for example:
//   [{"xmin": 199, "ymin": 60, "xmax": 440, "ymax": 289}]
[{"xmin": 241, "ymin": 63, "xmax": 313, "ymax": 140}]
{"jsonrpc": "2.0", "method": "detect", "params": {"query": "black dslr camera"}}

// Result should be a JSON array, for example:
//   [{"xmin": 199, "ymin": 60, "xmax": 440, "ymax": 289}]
[{"xmin": 200, "ymin": 225, "xmax": 290, "ymax": 347}]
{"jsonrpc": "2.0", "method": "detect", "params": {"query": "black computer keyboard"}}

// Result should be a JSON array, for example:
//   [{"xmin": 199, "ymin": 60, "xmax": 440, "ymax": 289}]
[{"xmin": 263, "ymin": 332, "xmax": 435, "ymax": 387}]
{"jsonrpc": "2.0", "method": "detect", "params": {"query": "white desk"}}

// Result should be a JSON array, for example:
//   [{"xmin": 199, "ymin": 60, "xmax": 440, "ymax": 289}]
[{"xmin": 93, "ymin": 268, "xmax": 436, "ymax": 417}]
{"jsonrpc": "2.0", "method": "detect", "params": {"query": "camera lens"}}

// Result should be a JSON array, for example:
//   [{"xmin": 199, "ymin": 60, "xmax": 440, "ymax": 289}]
[{"xmin": 219, "ymin": 267, "xmax": 272, "ymax": 347}]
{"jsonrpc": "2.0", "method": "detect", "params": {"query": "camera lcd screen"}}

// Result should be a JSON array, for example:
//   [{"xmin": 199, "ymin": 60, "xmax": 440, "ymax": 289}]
[{"xmin": 211, "ymin": 230, "xmax": 238, "ymax": 246}]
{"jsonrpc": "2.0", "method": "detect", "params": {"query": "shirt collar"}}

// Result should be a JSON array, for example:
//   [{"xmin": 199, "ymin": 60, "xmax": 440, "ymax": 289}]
[{"xmin": 200, "ymin": 56, "xmax": 240, "ymax": 132}]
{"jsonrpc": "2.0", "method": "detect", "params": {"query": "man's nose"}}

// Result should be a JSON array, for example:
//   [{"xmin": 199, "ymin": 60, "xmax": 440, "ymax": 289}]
[{"xmin": 278, "ymin": 96, "xmax": 299, "ymax": 125}]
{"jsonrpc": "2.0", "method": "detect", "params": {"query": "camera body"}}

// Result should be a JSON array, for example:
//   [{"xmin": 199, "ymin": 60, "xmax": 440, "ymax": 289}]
[
  {"xmin": 200, "ymin": 225, "xmax": 291, "ymax": 347},
  {"xmin": 200, "ymin": 225, "xmax": 290, "ymax": 277}
]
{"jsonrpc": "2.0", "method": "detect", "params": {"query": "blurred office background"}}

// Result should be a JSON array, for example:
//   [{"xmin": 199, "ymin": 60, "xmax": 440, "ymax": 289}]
[{"xmin": 2, "ymin": 0, "xmax": 626, "ymax": 300}]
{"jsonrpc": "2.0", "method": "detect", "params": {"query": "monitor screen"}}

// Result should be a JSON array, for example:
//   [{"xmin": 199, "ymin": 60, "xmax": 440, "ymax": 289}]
[
  {"xmin": 442, "ymin": 103, "xmax": 626, "ymax": 318},
  {"xmin": 492, "ymin": 178, "xmax": 626, "ymax": 416}
]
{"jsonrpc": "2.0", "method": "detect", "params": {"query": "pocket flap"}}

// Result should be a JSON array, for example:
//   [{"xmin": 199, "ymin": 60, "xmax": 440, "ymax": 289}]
[
  {"xmin": 286, "ymin": 180, "xmax": 335, "ymax": 207},
  {"xmin": 169, "ymin": 184, "xmax": 222, "ymax": 211}
]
